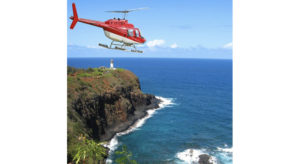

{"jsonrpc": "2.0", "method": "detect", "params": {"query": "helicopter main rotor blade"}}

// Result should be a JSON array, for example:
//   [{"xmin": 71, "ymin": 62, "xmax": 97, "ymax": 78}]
[
  {"xmin": 127, "ymin": 7, "xmax": 149, "ymax": 12},
  {"xmin": 105, "ymin": 7, "xmax": 148, "ymax": 13},
  {"xmin": 106, "ymin": 10, "xmax": 130, "ymax": 13}
]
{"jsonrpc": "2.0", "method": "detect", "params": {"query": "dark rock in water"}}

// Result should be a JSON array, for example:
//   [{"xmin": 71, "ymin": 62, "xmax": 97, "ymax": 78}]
[
  {"xmin": 199, "ymin": 154, "xmax": 214, "ymax": 164},
  {"xmin": 67, "ymin": 67, "xmax": 161, "ymax": 163}
]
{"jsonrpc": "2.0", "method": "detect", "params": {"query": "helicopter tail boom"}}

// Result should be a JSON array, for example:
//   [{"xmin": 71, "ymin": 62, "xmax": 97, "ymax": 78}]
[
  {"xmin": 70, "ymin": 3, "xmax": 108, "ymax": 29},
  {"xmin": 70, "ymin": 3, "xmax": 78, "ymax": 29}
]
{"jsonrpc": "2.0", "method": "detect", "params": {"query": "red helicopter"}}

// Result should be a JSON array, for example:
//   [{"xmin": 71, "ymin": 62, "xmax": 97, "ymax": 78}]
[{"xmin": 70, "ymin": 3, "xmax": 147, "ymax": 53}]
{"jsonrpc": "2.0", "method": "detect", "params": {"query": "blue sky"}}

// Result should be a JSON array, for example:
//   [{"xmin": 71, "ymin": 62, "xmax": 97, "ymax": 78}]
[{"xmin": 67, "ymin": 0, "xmax": 232, "ymax": 58}]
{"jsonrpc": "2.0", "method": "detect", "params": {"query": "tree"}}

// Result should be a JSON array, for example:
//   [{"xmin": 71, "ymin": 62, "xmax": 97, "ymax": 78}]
[{"xmin": 115, "ymin": 145, "xmax": 137, "ymax": 164}]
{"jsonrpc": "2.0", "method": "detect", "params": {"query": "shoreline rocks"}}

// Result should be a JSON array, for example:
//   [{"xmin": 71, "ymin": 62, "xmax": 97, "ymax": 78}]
[{"xmin": 198, "ymin": 154, "xmax": 214, "ymax": 164}]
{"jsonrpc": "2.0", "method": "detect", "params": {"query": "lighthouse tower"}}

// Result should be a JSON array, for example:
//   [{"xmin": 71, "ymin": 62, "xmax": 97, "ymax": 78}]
[{"xmin": 110, "ymin": 59, "xmax": 115, "ymax": 70}]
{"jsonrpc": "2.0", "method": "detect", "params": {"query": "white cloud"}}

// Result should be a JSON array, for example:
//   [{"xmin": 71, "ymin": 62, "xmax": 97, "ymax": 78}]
[
  {"xmin": 223, "ymin": 42, "xmax": 232, "ymax": 49},
  {"xmin": 170, "ymin": 43, "xmax": 178, "ymax": 48},
  {"xmin": 147, "ymin": 39, "xmax": 165, "ymax": 48}
]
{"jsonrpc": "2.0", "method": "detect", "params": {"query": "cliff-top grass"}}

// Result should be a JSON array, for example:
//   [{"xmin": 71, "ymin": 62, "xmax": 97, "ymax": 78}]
[{"xmin": 67, "ymin": 66, "xmax": 140, "ymax": 96}]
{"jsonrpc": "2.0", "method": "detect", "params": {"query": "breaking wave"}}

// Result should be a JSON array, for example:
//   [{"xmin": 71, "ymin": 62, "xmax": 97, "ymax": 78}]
[
  {"xmin": 176, "ymin": 148, "xmax": 218, "ymax": 164},
  {"xmin": 217, "ymin": 147, "xmax": 232, "ymax": 153},
  {"xmin": 215, "ymin": 145, "xmax": 232, "ymax": 164},
  {"xmin": 105, "ymin": 96, "xmax": 175, "ymax": 163},
  {"xmin": 175, "ymin": 145, "xmax": 233, "ymax": 164}
]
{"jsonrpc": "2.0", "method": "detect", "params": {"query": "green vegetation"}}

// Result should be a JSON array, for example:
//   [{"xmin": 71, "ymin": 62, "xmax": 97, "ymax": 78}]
[
  {"xmin": 115, "ymin": 145, "xmax": 137, "ymax": 164},
  {"xmin": 68, "ymin": 66, "xmax": 80, "ymax": 74},
  {"xmin": 67, "ymin": 66, "xmax": 140, "ymax": 94},
  {"xmin": 87, "ymin": 67, "xmax": 94, "ymax": 73},
  {"xmin": 116, "ymin": 68, "xmax": 125, "ymax": 72},
  {"xmin": 67, "ymin": 66, "xmax": 130, "ymax": 79},
  {"xmin": 73, "ymin": 134, "xmax": 108, "ymax": 164}
]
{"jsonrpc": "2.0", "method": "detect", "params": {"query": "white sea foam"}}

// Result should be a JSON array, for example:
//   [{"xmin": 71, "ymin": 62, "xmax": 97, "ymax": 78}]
[
  {"xmin": 176, "ymin": 148, "xmax": 217, "ymax": 164},
  {"xmin": 215, "ymin": 145, "xmax": 233, "ymax": 164},
  {"xmin": 105, "ymin": 96, "xmax": 174, "ymax": 163},
  {"xmin": 217, "ymin": 147, "xmax": 233, "ymax": 153},
  {"xmin": 176, "ymin": 149, "xmax": 204, "ymax": 163}
]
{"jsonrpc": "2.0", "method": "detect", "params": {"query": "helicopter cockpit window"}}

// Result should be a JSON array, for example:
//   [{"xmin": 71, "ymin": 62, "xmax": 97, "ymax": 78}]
[
  {"xmin": 128, "ymin": 29, "xmax": 134, "ymax": 37},
  {"xmin": 135, "ymin": 30, "xmax": 140, "ymax": 37}
]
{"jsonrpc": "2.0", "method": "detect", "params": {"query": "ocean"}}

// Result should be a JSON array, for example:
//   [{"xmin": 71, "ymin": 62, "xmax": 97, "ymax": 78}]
[{"xmin": 67, "ymin": 58, "xmax": 232, "ymax": 164}]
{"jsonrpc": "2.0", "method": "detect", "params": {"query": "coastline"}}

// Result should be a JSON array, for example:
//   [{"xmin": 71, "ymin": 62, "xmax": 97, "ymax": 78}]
[
  {"xmin": 98, "ymin": 94, "xmax": 161, "ymax": 141},
  {"xmin": 104, "ymin": 96, "xmax": 174, "ymax": 163}
]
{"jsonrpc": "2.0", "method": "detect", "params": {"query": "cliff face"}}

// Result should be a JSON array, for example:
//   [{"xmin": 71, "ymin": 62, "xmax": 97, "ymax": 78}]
[{"xmin": 67, "ymin": 67, "xmax": 160, "ymax": 161}]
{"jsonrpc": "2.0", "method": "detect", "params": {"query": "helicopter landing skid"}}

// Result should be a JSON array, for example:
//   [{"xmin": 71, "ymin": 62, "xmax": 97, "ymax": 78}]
[{"xmin": 98, "ymin": 42, "xmax": 143, "ymax": 53}]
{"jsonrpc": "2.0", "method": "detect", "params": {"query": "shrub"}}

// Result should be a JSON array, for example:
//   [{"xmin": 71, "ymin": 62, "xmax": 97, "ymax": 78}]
[
  {"xmin": 78, "ymin": 73, "xmax": 91, "ymax": 77},
  {"xmin": 115, "ymin": 145, "xmax": 137, "ymax": 164},
  {"xmin": 68, "ymin": 66, "xmax": 77, "ymax": 75},
  {"xmin": 87, "ymin": 67, "xmax": 94, "ymax": 73},
  {"xmin": 73, "ymin": 135, "xmax": 107, "ymax": 164}
]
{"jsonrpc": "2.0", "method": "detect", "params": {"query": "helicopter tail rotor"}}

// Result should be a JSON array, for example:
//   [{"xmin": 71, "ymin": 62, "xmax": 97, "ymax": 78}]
[{"xmin": 70, "ymin": 3, "xmax": 78, "ymax": 29}]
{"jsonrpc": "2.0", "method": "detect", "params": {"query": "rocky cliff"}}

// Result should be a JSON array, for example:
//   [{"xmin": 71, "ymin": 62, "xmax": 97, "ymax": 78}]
[{"xmin": 67, "ymin": 66, "xmax": 160, "ymax": 162}]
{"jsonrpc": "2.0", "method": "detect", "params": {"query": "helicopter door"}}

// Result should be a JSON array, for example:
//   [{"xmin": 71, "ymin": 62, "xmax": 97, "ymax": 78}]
[
  {"xmin": 135, "ymin": 30, "xmax": 140, "ymax": 37},
  {"xmin": 127, "ymin": 29, "xmax": 134, "ymax": 37}
]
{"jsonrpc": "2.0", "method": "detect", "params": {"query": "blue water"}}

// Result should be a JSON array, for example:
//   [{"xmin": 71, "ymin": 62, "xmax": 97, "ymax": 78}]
[{"xmin": 68, "ymin": 58, "xmax": 232, "ymax": 164}]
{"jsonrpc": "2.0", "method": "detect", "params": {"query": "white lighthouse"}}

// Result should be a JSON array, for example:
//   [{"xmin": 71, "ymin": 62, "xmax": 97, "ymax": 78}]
[{"xmin": 110, "ymin": 59, "xmax": 115, "ymax": 70}]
